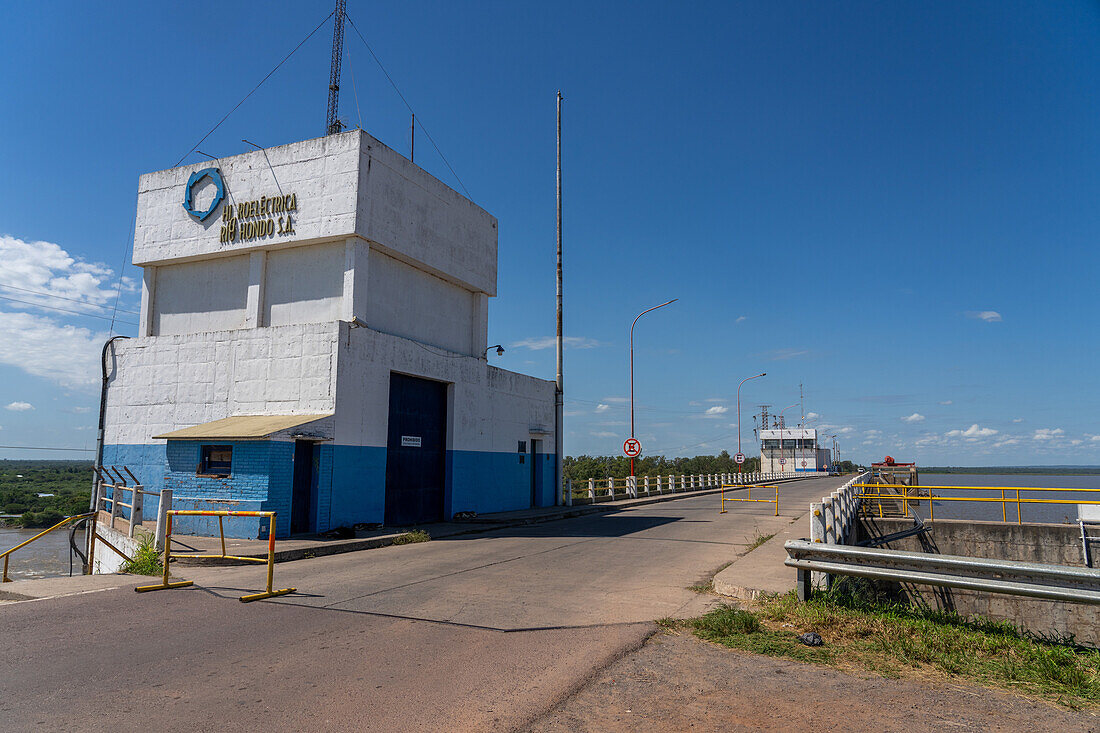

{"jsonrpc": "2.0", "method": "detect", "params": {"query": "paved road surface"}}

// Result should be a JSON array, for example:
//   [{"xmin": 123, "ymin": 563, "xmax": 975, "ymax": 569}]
[{"xmin": 0, "ymin": 476, "xmax": 847, "ymax": 732}]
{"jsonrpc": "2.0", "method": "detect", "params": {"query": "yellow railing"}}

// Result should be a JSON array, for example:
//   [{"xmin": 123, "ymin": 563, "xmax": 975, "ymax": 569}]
[
  {"xmin": 719, "ymin": 484, "xmax": 779, "ymax": 516},
  {"xmin": 135, "ymin": 510, "xmax": 295, "ymax": 603},
  {"xmin": 0, "ymin": 511, "xmax": 136, "ymax": 582},
  {"xmin": 854, "ymin": 483, "xmax": 1100, "ymax": 524}
]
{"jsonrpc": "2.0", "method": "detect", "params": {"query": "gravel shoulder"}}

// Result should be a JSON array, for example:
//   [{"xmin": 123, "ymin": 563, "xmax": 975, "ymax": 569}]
[{"xmin": 525, "ymin": 629, "xmax": 1100, "ymax": 732}]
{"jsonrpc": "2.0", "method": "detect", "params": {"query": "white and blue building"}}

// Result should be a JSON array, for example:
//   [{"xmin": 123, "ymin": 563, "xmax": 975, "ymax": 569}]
[{"xmin": 101, "ymin": 130, "xmax": 558, "ymax": 538}]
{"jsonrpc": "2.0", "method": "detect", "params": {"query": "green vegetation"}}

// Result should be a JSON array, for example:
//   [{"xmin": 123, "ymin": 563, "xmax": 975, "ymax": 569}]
[
  {"xmin": 565, "ymin": 451, "xmax": 761, "ymax": 482},
  {"xmin": 0, "ymin": 461, "xmax": 92, "ymax": 528},
  {"xmin": 746, "ymin": 531, "xmax": 775, "ymax": 552},
  {"xmin": 683, "ymin": 587, "xmax": 1100, "ymax": 709},
  {"xmin": 121, "ymin": 535, "xmax": 163, "ymax": 575},
  {"xmin": 392, "ymin": 529, "xmax": 431, "ymax": 545}
]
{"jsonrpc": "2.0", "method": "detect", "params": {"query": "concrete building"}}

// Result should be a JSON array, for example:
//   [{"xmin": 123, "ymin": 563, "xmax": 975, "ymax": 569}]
[
  {"xmin": 101, "ymin": 130, "xmax": 558, "ymax": 538},
  {"xmin": 759, "ymin": 428, "xmax": 830, "ymax": 474}
]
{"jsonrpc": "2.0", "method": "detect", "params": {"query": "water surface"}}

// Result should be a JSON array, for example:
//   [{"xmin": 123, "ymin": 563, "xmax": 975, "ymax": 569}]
[{"xmin": 0, "ymin": 526, "xmax": 87, "ymax": 580}]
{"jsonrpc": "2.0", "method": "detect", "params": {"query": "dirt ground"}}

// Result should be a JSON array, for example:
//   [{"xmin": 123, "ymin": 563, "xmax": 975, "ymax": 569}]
[{"xmin": 525, "ymin": 629, "xmax": 1100, "ymax": 732}]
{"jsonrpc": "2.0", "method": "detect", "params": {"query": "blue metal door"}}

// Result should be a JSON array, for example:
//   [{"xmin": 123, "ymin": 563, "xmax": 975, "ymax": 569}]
[{"xmin": 384, "ymin": 373, "xmax": 447, "ymax": 526}]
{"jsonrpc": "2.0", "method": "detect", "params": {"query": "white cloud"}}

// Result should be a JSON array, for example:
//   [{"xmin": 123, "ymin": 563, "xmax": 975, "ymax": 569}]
[
  {"xmin": 511, "ymin": 336, "xmax": 601, "ymax": 350},
  {"xmin": 4, "ymin": 401, "xmax": 34, "ymax": 412},
  {"xmin": 806, "ymin": 412, "xmax": 820, "ymax": 420},
  {"xmin": 0, "ymin": 311, "xmax": 104, "ymax": 388},
  {"xmin": 946, "ymin": 424, "xmax": 998, "ymax": 438},
  {"xmin": 1011, "ymin": 418, "xmax": 1024, "ymax": 423},
  {"xmin": 602, "ymin": 396, "xmax": 629, "ymax": 403},
  {"xmin": 735, "ymin": 316, "xmax": 747, "ymax": 323},
  {"xmin": 1071, "ymin": 439, "xmax": 1083, "ymax": 447},
  {"xmin": 992, "ymin": 437, "xmax": 1020, "ymax": 448},
  {"xmin": 1088, "ymin": 434, "xmax": 1100, "ymax": 443},
  {"xmin": 590, "ymin": 431, "xmax": 617, "ymax": 438},
  {"xmin": 1032, "ymin": 428, "xmax": 1064, "ymax": 441},
  {"xmin": 704, "ymin": 405, "xmax": 729, "ymax": 415},
  {"xmin": 939, "ymin": 400, "xmax": 953, "ymax": 406},
  {"xmin": 595, "ymin": 404, "xmax": 610, "ymax": 413},
  {"xmin": 900, "ymin": 413, "xmax": 925, "ymax": 424},
  {"xmin": 0, "ymin": 235, "xmax": 124, "ymax": 310},
  {"xmin": 966, "ymin": 311, "xmax": 1002, "ymax": 322}
]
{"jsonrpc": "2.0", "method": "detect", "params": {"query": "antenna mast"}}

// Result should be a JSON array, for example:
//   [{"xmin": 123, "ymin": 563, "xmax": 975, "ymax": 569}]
[{"xmin": 326, "ymin": 0, "xmax": 347, "ymax": 135}]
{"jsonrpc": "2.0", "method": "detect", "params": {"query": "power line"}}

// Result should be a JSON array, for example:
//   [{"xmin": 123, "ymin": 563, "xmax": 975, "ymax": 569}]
[
  {"xmin": 0, "ymin": 284, "xmax": 139, "ymax": 315},
  {"xmin": 173, "ymin": 10, "xmax": 335, "ymax": 167},
  {"xmin": 344, "ymin": 13, "xmax": 472, "ymax": 198},
  {"xmin": 110, "ymin": 204, "xmax": 138, "ymax": 335},
  {"xmin": 0, "ymin": 445, "xmax": 94, "ymax": 453},
  {"xmin": 0, "ymin": 294, "xmax": 138, "ymax": 326}
]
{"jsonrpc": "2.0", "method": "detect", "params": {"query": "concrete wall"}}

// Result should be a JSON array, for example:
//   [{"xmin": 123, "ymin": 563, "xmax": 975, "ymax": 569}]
[
  {"xmin": 263, "ymin": 241, "xmax": 344, "ymax": 327},
  {"xmin": 152, "ymin": 255, "xmax": 249, "ymax": 335},
  {"xmin": 857, "ymin": 517, "xmax": 1098, "ymax": 647}
]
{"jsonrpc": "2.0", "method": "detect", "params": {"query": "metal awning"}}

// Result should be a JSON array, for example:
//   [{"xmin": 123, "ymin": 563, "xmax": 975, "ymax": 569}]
[{"xmin": 152, "ymin": 414, "xmax": 332, "ymax": 440}]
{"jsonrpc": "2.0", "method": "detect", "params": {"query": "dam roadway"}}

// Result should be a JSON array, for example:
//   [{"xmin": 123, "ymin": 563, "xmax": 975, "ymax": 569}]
[{"xmin": 1, "ymin": 476, "xmax": 846, "ymax": 730}]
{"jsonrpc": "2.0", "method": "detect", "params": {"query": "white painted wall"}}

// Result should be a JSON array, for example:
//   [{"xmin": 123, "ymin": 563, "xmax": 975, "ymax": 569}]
[
  {"xmin": 333, "ymin": 323, "xmax": 555, "ymax": 453},
  {"xmin": 366, "ymin": 249, "xmax": 477, "ymax": 356},
  {"xmin": 153, "ymin": 255, "xmax": 249, "ymax": 335},
  {"xmin": 104, "ymin": 324, "xmax": 338, "ymax": 445},
  {"xmin": 263, "ymin": 241, "xmax": 344, "ymax": 327}
]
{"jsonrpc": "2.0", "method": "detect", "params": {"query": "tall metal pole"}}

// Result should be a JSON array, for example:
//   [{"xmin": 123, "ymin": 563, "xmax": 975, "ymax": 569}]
[
  {"xmin": 629, "ymin": 299, "xmax": 678, "ymax": 476},
  {"xmin": 410, "ymin": 113, "xmax": 415, "ymax": 163},
  {"xmin": 736, "ymin": 373, "xmax": 766, "ymax": 477},
  {"xmin": 555, "ymin": 92, "xmax": 564, "ymax": 506}
]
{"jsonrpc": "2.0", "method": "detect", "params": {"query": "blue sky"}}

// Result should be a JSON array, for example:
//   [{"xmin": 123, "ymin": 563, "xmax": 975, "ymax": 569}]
[{"xmin": 0, "ymin": 1, "xmax": 1098, "ymax": 465}]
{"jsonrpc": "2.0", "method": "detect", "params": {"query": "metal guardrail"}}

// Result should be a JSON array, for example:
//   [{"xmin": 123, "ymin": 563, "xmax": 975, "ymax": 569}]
[
  {"xmin": 784, "ymin": 539, "xmax": 1100, "ymax": 604},
  {"xmin": 855, "ymin": 482, "xmax": 1100, "ymax": 524},
  {"xmin": 135, "ymin": 510, "xmax": 295, "ymax": 603},
  {"xmin": 92, "ymin": 465, "xmax": 173, "ymax": 549},
  {"xmin": 1, "ymin": 511, "xmax": 136, "ymax": 581}
]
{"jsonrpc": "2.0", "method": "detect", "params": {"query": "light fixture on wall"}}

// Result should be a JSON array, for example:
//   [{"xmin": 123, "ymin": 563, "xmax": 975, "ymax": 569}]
[{"xmin": 485, "ymin": 344, "xmax": 505, "ymax": 357}]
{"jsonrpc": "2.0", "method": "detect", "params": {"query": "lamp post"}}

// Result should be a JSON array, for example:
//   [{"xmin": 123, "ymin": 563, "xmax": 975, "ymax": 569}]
[
  {"xmin": 736, "ymin": 373, "xmax": 766, "ymax": 477},
  {"xmin": 629, "ymin": 299, "xmax": 678, "ymax": 476},
  {"xmin": 780, "ymin": 403, "xmax": 798, "ymax": 476}
]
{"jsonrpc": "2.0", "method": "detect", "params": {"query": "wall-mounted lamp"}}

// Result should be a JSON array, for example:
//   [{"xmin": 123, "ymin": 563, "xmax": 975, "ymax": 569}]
[{"xmin": 485, "ymin": 344, "xmax": 505, "ymax": 357}]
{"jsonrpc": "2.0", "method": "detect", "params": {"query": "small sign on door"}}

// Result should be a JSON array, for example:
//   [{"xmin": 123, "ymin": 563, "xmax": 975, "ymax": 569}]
[{"xmin": 401, "ymin": 435, "xmax": 422, "ymax": 448}]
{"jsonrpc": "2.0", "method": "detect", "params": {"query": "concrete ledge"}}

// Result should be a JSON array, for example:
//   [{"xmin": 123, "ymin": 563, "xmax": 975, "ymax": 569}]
[{"xmin": 713, "ymin": 511, "xmax": 809, "ymax": 600}]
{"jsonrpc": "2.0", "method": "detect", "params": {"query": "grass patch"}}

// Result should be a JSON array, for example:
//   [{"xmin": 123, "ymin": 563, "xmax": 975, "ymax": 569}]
[
  {"xmin": 745, "ymin": 531, "xmax": 775, "ymax": 552},
  {"xmin": 121, "ymin": 535, "xmax": 163, "ymax": 576},
  {"xmin": 686, "ymin": 583, "xmax": 1100, "ymax": 709},
  {"xmin": 392, "ymin": 529, "xmax": 431, "ymax": 545}
]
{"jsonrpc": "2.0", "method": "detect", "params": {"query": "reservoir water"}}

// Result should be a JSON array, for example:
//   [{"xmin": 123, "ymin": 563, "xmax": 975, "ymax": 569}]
[
  {"xmin": 897, "ymin": 473, "xmax": 1100, "ymax": 525},
  {"xmin": 0, "ymin": 526, "xmax": 87, "ymax": 581}
]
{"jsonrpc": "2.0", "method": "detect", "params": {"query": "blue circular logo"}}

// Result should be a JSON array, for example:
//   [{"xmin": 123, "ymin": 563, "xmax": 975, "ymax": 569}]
[{"xmin": 182, "ymin": 167, "xmax": 226, "ymax": 222}]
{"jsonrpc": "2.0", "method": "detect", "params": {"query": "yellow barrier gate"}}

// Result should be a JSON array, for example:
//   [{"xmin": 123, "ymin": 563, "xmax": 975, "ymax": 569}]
[
  {"xmin": 136, "ymin": 510, "xmax": 295, "ymax": 603},
  {"xmin": 719, "ymin": 484, "xmax": 779, "ymax": 516}
]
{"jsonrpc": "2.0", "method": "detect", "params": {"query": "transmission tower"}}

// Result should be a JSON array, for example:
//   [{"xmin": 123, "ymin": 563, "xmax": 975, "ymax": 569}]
[{"xmin": 326, "ymin": 0, "xmax": 347, "ymax": 135}]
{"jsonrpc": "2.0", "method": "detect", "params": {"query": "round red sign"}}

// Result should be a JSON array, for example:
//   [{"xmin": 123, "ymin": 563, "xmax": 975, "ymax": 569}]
[{"xmin": 623, "ymin": 438, "xmax": 642, "ymax": 457}]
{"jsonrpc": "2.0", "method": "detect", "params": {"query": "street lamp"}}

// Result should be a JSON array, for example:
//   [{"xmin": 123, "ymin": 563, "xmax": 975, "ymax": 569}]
[
  {"xmin": 779, "ymin": 404, "xmax": 798, "ymax": 475},
  {"xmin": 736, "ymin": 373, "xmax": 766, "ymax": 477},
  {"xmin": 629, "ymin": 299, "xmax": 678, "ymax": 476}
]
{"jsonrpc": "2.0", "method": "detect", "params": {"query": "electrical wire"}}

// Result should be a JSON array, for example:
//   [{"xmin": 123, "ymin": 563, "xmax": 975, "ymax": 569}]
[
  {"xmin": 109, "ymin": 205, "xmax": 138, "ymax": 335},
  {"xmin": 0, "ymin": 284, "xmax": 139, "ymax": 315},
  {"xmin": 0, "ymin": 294, "xmax": 138, "ymax": 326},
  {"xmin": 0, "ymin": 445, "xmax": 95, "ymax": 452},
  {"xmin": 344, "ymin": 13, "xmax": 472, "ymax": 198},
  {"xmin": 346, "ymin": 42, "xmax": 363, "ymax": 130},
  {"xmin": 173, "ymin": 10, "xmax": 335, "ymax": 167}
]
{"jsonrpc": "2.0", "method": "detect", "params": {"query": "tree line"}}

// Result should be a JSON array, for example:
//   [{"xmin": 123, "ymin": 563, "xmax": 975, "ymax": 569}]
[{"xmin": 564, "ymin": 452, "xmax": 860, "ymax": 482}]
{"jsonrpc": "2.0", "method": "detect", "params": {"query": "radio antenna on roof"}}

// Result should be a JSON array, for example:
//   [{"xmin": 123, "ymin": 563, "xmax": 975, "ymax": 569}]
[{"xmin": 326, "ymin": 0, "xmax": 347, "ymax": 135}]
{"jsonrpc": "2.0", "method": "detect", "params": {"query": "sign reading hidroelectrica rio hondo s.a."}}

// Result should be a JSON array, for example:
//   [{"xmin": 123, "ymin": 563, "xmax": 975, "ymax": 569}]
[{"xmin": 182, "ymin": 166, "xmax": 300, "ymax": 245}]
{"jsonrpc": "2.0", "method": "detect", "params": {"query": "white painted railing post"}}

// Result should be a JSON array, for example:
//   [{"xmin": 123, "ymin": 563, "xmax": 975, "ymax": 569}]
[
  {"xmin": 607, "ymin": 477, "xmax": 614, "ymax": 498},
  {"xmin": 656, "ymin": 475, "xmax": 663, "ymax": 494},
  {"xmin": 680, "ymin": 474, "xmax": 686, "ymax": 492},
  {"xmin": 644, "ymin": 476, "xmax": 650, "ymax": 496},
  {"xmin": 627, "ymin": 475, "xmax": 637, "ymax": 499},
  {"xmin": 154, "ymin": 488, "xmax": 172, "ymax": 551},
  {"xmin": 129, "ymin": 486, "xmax": 144, "ymax": 539},
  {"xmin": 823, "ymin": 497, "xmax": 836, "ymax": 545},
  {"xmin": 588, "ymin": 478, "xmax": 596, "ymax": 499}
]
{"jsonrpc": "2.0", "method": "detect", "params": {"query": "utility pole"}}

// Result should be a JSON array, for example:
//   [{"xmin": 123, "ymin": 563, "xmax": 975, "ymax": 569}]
[
  {"xmin": 410, "ymin": 113, "xmax": 416, "ymax": 162},
  {"xmin": 555, "ymin": 91, "xmax": 564, "ymax": 506},
  {"xmin": 325, "ymin": 0, "xmax": 347, "ymax": 135}
]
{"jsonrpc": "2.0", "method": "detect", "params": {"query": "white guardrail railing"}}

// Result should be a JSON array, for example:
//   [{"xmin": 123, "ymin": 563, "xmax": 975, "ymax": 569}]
[
  {"xmin": 563, "ymin": 471, "xmax": 828, "ymax": 506},
  {"xmin": 809, "ymin": 471, "xmax": 869, "ymax": 546}
]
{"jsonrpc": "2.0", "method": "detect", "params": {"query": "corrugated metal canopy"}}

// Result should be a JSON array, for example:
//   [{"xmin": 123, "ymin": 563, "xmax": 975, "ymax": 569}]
[{"xmin": 152, "ymin": 414, "xmax": 332, "ymax": 440}]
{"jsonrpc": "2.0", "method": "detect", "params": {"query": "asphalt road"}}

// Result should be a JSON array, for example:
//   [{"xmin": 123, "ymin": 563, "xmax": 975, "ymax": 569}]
[{"xmin": 0, "ymin": 475, "xmax": 849, "ymax": 732}]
